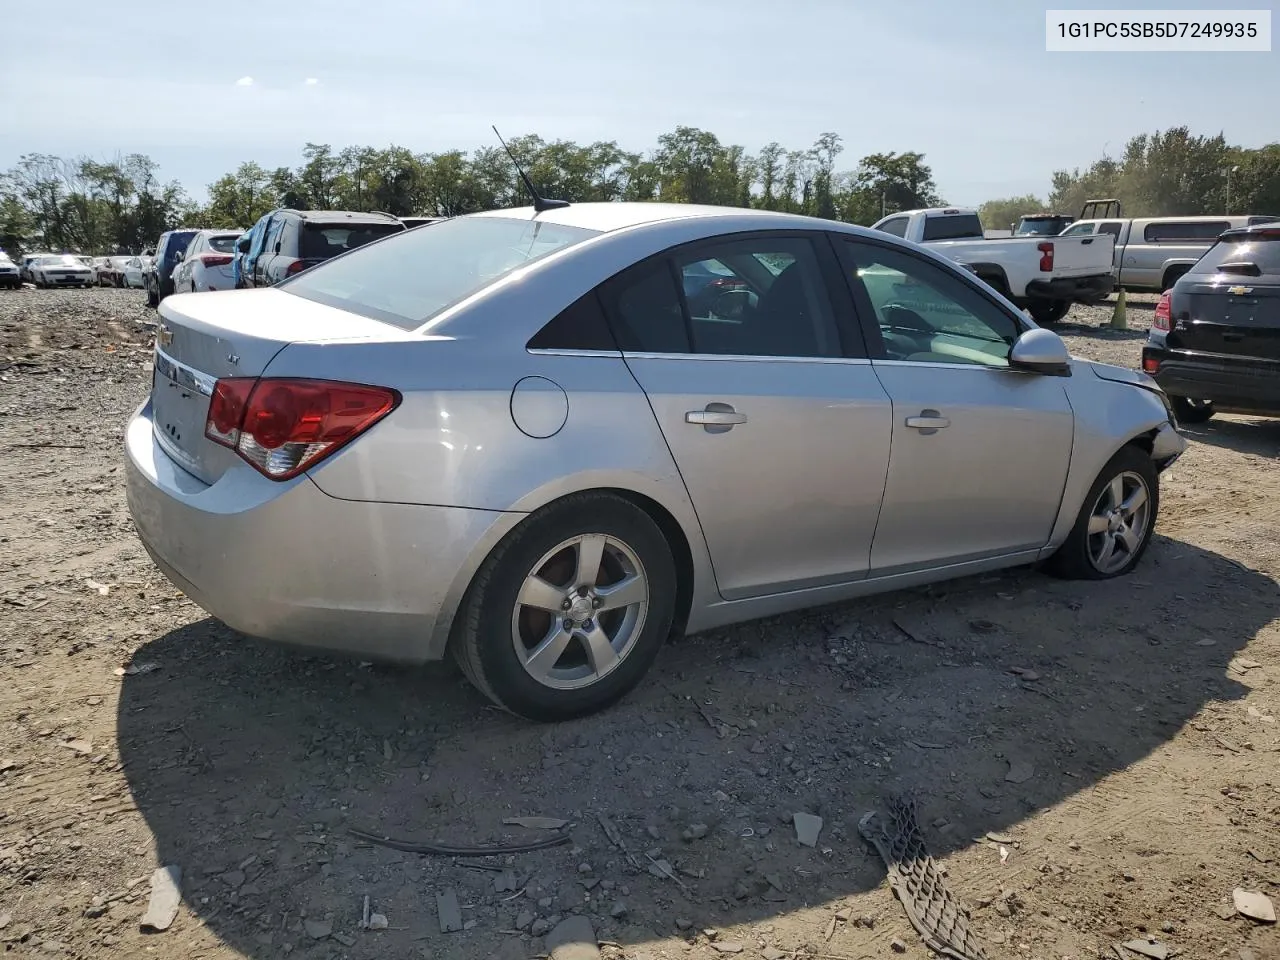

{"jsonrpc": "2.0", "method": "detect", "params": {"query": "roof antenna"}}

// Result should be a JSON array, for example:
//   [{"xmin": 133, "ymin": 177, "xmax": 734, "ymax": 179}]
[{"xmin": 492, "ymin": 125, "xmax": 570, "ymax": 213}]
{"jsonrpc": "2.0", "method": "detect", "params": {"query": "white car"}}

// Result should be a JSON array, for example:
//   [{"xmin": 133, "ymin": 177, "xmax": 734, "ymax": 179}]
[
  {"xmin": 0, "ymin": 252, "xmax": 20, "ymax": 289},
  {"xmin": 123, "ymin": 256, "xmax": 150, "ymax": 289},
  {"xmin": 171, "ymin": 230, "xmax": 244, "ymax": 293},
  {"xmin": 31, "ymin": 255, "xmax": 94, "ymax": 288}
]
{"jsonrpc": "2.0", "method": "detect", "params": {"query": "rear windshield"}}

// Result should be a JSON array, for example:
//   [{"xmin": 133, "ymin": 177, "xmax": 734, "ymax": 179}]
[
  {"xmin": 283, "ymin": 216, "xmax": 601, "ymax": 329},
  {"xmin": 922, "ymin": 214, "xmax": 984, "ymax": 241},
  {"xmin": 1015, "ymin": 218, "xmax": 1071, "ymax": 236},
  {"xmin": 299, "ymin": 221, "xmax": 405, "ymax": 260},
  {"xmin": 208, "ymin": 235, "xmax": 239, "ymax": 254},
  {"xmin": 1189, "ymin": 234, "xmax": 1280, "ymax": 276}
]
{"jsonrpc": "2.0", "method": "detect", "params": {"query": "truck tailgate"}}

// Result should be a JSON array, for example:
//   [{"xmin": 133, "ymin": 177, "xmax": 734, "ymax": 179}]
[{"xmin": 1048, "ymin": 234, "xmax": 1114, "ymax": 278}]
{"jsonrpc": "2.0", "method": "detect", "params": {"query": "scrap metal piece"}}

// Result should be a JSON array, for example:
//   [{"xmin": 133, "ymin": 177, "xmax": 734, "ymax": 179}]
[{"xmin": 859, "ymin": 796, "xmax": 992, "ymax": 960}]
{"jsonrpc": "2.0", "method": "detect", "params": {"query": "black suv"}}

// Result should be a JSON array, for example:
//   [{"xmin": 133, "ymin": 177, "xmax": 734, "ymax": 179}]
[
  {"xmin": 145, "ymin": 228, "xmax": 200, "ymax": 307},
  {"xmin": 1143, "ymin": 222, "xmax": 1280, "ymax": 423},
  {"xmin": 238, "ymin": 210, "xmax": 405, "ymax": 288}
]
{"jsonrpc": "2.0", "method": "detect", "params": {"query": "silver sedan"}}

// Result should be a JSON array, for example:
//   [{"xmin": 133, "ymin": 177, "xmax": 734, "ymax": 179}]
[{"xmin": 125, "ymin": 203, "xmax": 1186, "ymax": 720}]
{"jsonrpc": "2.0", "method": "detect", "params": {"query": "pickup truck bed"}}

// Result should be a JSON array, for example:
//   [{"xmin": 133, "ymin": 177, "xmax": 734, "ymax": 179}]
[{"xmin": 872, "ymin": 208, "xmax": 1115, "ymax": 324}]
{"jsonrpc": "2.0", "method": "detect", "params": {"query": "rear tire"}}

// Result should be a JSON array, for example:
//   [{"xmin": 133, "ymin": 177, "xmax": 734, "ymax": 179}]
[
  {"xmin": 145, "ymin": 285, "xmax": 158, "ymax": 308},
  {"xmin": 451, "ymin": 492, "xmax": 677, "ymax": 721},
  {"xmin": 1171, "ymin": 396, "xmax": 1215, "ymax": 424},
  {"xmin": 1028, "ymin": 300, "xmax": 1071, "ymax": 325},
  {"xmin": 1046, "ymin": 445, "xmax": 1159, "ymax": 581}
]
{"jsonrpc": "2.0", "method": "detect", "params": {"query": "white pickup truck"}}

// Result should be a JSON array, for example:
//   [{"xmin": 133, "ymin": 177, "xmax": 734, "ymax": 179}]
[{"xmin": 871, "ymin": 208, "xmax": 1115, "ymax": 325}]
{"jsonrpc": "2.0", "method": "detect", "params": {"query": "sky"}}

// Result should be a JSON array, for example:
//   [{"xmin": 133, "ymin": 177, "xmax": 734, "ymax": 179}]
[{"xmin": 2, "ymin": 0, "xmax": 1277, "ymax": 207}]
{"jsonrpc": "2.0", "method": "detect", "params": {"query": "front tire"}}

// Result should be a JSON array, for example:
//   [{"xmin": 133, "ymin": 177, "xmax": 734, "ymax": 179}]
[
  {"xmin": 1028, "ymin": 299, "xmax": 1071, "ymax": 325},
  {"xmin": 1171, "ymin": 396, "xmax": 1214, "ymax": 424},
  {"xmin": 145, "ymin": 285, "xmax": 158, "ymax": 308},
  {"xmin": 1047, "ymin": 445, "xmax": 1159, "ymax": 580},
  {"xmin": 451, "ymin": 493, "xmax": 677, "ymax": 721}
]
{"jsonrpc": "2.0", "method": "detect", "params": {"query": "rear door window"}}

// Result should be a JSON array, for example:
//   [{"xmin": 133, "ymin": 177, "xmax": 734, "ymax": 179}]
[
  {"xmin": 300, "ymin": 222, "xmax": 404, "ymax": 259},
  {"xmin": 1143, "ymin": 221, "xmax": 1231, "ymax": 242},
  {"xmin": 876, "ymin": 217, "xmax": 910, "ymax": 238}
]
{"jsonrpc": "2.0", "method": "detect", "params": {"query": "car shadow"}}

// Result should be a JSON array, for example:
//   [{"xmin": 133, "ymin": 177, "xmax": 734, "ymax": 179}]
[
  {"xmin": 117, "ymin": 535, "xmax": 1271, "ymax": 959},
  {"xmin": 1057, "ymin": 321, "xmax": 1149, "ymax": 342},
  {"xmin": 1175, "ymin": 413, "xmax": 1280, "ymax": 455}
]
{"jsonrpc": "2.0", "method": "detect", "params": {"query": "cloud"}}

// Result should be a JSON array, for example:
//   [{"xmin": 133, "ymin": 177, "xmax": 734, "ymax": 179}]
[
  {"xmin": 235, "ymin": 76, "xmax": 253, "ymax": 86},
  {"xmin": 304, "ymin": 77, "xmax": 319, "ymax": 86}
]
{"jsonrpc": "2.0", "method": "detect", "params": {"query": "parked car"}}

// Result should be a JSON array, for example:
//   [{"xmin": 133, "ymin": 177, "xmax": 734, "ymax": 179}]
[
  {"xmin": 126, "ymin": 202, "xmax": 1185, "ymax": 721},
  {"xmin": 1062, "ymin": 201, "xmax": 1280, "ymax": 292},
  {"xmin": 1014, "ymin": 213, "xmax": 1074, "ymax": 237},
  {"xmin": 95, "ymin": 256, "xmax": 132, "ymax": 287},
  {"xmin": 171, "ymin": 229, "xmax": 245, "ymax": 293},
  {"xmin": 237, "ymin": 209, "xmax": 405, "ymax": 288},
  {"xmin": 123, "ymin": 256, "xmax": 149, "ymax": 289},
  {"xmin": 871, "ymin": 207, "xmax": 1115, "ymax": 325},
  {"xmin": 31, "ymin": 254, "xmax": 94, "ymax": 288},
  {"xmin": 400, "ymin": 216, "xmax": 446, "ymax": 230},
  {"xmin": 234, "ymin": 214, "xmax": 276, "ymax": 289},
  {"xmin": 1142, "ymin": 222, "xmax": 1280, "ymax": 423},
  {"xmin": 144, "ymin": 228, "xmax": 200, "ymax": 306},
  {"xmin": 0, "ymin": 252, "xmax": 20, "ymax": 289},
  {"xmin": 20, "ymin": 253, "xmax": 53, "ymax": 284}
]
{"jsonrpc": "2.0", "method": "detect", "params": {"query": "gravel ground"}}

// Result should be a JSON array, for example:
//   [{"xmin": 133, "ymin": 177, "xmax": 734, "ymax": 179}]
[{"xmin": 1, "ymin": 288, "xmax": 1278, "ymax": 960}]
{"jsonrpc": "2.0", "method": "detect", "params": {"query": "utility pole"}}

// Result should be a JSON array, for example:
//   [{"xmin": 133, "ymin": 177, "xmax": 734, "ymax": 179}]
[{"xmin": 1226, "ymin": 165, "xmax": 1239, "ymax": 214}]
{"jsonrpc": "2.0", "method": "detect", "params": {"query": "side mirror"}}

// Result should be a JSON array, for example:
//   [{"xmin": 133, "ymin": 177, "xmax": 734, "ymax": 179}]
[
  {"xmin": 1010, "ymin": 328, "xmax": 1072, "ymax": 377},
  {"xmin": 237, "ymin": 237, "xmax": 250, "ymax": 253},
  {"xmin": 274, "ymin": 242, "xmax": 282, "ymax": 254}
]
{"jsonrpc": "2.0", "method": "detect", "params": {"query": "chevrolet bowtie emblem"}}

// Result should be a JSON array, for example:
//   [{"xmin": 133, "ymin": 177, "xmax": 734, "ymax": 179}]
[
  {"xmin": 1227, "ymin": 285, "xmax": 1253, "ymax": 296},
  {"xmin": 157, "ymin": 324, "xmax": 173, "ymax": 346}
]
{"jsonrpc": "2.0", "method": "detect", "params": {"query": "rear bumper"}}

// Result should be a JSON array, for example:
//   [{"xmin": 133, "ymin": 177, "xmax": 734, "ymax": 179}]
[
  {"xmin": 124, "ymin": 398, "xmax": 518, "ymax": 664},
  {"xmin": 1142, "ymin": 345, "xmax": 1280, "ymax": 413},
  {"xmin": 1025, "ymin": 273, "xmax": 1114, "ymax": 304}
]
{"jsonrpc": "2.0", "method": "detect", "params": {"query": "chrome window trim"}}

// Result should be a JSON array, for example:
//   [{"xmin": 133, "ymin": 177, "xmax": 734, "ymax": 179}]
[{"xmin": 527, "ymin": 347, "xmax": 873, "ymax": 365}]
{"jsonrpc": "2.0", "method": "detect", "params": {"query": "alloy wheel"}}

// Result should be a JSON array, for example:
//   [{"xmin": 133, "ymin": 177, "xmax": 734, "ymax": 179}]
[
  {"xmin": 510, "ymin": 534, "xmax": 649, "ymax": 690},
  {"xmin": 1086, "ymin": 471, "xmax": 1151, "ymax": 575}
]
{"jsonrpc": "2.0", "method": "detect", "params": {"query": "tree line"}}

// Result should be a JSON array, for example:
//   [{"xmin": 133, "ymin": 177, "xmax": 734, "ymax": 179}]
[
  {"xmin": 0, "ymin": 129, "xmax": 941, "ymax": 255},
  {"xmin": 2, "ymin": 124, "xmax": 1276, "ymax": 257},
  {"xmin": 980, "ymin": 127, "xmax": 1280, "ymax": 230}
]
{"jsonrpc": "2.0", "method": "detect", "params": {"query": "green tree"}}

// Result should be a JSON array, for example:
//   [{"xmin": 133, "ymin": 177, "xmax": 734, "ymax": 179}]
[{"xmin": 978, "ymin": 194, "xmax": 1049, "ymax": 232}]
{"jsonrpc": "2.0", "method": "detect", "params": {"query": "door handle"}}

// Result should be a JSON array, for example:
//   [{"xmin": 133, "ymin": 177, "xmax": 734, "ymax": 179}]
[
  {"xmin": 905, "ymin": 410, "xmax": 950, "ymax": 433},
  {"xmin": 686, "ymin": 408, "xmax": 747, "ymax": 426}
]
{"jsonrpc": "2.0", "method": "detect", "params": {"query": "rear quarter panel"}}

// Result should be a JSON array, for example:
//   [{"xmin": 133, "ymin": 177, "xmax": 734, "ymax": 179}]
[{"xmin": 271, "ymin": 335, "xmax": 718, "ymax": 655}]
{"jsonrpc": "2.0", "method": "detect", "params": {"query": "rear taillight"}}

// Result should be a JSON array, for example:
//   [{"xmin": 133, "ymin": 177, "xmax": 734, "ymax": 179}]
[
  {"xmin": 198, "ymin": 254, "xmax": 234, "ymax": 267},
  {"xmin": 205, "ymin": 377, "xmax": 400, "ymax": 481},
  {"xmin": 1037, "ymin": 242, "xmax": 1054, "ymax": 272},
  {"xmin": 1153, "ymin": 291, "xmax": 1172, "ymax": 331},
  {"xmin": 1142, "ymin": 356, "xmax": 1160, "ymax": 373},
  {"xmin": 285, "ymin": 259, "xmax": 310, "ymax": 277}
]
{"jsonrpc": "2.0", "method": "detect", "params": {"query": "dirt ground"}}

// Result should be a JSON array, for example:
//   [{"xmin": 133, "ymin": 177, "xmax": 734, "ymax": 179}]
[{"xmin": 1, "ymin": 287, "xmax": 1278, "ymax": 960}]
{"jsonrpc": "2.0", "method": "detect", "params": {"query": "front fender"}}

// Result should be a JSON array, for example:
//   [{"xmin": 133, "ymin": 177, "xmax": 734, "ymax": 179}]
[{"xmin": 1040, "ymin": 364, "xmax": 1179, "ymax": 555}]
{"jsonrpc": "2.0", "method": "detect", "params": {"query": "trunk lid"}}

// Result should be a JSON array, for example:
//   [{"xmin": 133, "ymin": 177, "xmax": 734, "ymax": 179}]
[{"xmin": 149, "ymin": 288, "xmax": 413, "ymax": 485}]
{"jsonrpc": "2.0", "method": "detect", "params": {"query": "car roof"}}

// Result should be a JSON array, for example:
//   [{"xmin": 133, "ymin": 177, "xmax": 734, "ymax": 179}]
[
  {"xmin": 469, "ymin": 202, "xmax": 867, "ymax": 235},
  {"xmin": 1220, "ymin": 222, "xmax": 1280, "ymax": 239},
  {"xmin": 287, "ymin": 209, "xmax": 401, "ymax": 223}
]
